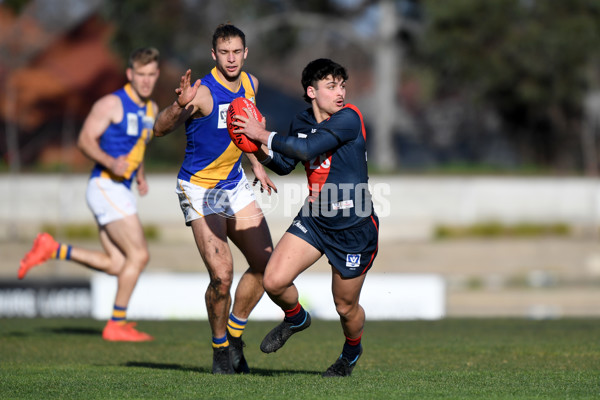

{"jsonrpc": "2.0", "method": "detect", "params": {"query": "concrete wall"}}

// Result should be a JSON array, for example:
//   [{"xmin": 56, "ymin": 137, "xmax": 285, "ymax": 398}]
[{"xmin": 2, "ymin": 173, "xmax": 600, "ymax": 240}]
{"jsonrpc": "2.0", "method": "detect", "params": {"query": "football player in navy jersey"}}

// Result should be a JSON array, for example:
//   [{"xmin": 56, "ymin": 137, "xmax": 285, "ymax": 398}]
[{"xmin": 234, "ymin": 58, "xmax": 379, "ymax": 377}]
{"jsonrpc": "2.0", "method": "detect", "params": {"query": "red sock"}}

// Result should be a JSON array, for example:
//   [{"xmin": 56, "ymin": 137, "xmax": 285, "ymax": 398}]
[
  {"xmin": 283, "ymin": 302, "xmax": 306, "ymax": 325},
  {"xmin": 346, "ymin": 333, "xmax": 362, "ymax": 346},
  {"xmin": 342, "ymin": 332, "xmax": 363, "ymax": 361},
  {"xmin": 284, "ymin": 302, "xmax": 302, "ymax": 318}
]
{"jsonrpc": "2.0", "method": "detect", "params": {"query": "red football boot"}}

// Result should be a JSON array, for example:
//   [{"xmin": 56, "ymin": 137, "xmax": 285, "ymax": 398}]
[
  {"xmin": 102, "ymin": 320, "xmax": 154, "ymax": 342},
  {"xmin": 18, "ymin": 233, "xmax": 59, "ymax": 279}
]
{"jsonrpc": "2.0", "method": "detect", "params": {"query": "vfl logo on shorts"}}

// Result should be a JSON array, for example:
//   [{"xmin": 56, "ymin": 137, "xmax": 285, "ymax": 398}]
[{"xmin": 346, "ymin": 254, "xmax": 361, "ymax": 268}]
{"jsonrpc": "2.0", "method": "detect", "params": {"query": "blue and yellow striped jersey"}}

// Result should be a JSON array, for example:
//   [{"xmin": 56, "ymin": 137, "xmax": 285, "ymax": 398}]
[
  {"xmin": 177, "ymin": 67, "xmax": 256, "ymax": 189},
  {"xmin": 90, "ymin": 83, "xmax": 155, "ymax": 188}
]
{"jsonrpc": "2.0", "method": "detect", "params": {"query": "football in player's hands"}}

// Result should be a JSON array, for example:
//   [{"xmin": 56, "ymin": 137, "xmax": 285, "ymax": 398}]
[{"xmin": 226, "ymin": 97, "xmax": 262, "ymax": 152}]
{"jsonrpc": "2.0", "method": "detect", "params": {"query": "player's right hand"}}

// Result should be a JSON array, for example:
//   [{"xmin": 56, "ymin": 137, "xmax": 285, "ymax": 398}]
[
  {"xmin": 111, "ymin": 155, "xmax": 129, "ymax": 177},
  {"xmin": 175, "ymin": 69, "xmax": 201, "ymax": 109}
]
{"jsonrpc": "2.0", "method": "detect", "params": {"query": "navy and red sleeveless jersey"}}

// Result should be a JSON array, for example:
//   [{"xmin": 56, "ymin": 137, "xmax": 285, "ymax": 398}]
[{"xmin": 266, "ymin": 104, "xmax": 374, "ymax": 230}]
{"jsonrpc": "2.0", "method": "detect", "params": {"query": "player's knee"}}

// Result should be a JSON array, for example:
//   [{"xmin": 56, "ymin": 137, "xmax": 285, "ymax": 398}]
[
  {"xmin": 209, "ymin": 273, "xmax": 233, "ymax": 295},
  {"xmin": 335, "ymin": 304, "xmax": 351, "ymax": 319},
  {"xmin": 128, "ymin": 248, "xmax": 150, "ymax": 270},
  {"xmin": 105, "ymin": 261, "xmax": 124, "ymax": 276},
  {"xmin": 334, "ymin": 301, "xmax": 360, "ymax": 320},
  {"xmin": 241, "ymin": 267, "xmax": 264, "ymax": 287},
  {"xmin": 137, "ymin": 248, "xmax": 150, "ymax": 267},
  {"xmin": 262, "ymin": 274, "xmax": 285, "ymax": 296}
]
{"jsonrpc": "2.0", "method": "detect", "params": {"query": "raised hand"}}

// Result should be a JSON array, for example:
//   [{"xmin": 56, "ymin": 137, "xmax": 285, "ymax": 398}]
[{"xmin": 175, "ymin": 69, "xmax": 201, "ymax": 109}]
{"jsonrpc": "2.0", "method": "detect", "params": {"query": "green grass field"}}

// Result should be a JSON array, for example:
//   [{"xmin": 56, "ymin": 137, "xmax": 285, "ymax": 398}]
[{"xmin": 1, "ymin": 318, "xmax": 598, "ymax": 399}]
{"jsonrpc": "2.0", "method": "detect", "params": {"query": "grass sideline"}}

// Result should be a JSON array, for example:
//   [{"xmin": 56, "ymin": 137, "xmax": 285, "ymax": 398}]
[{"xmin": 1, "ymin": 318, "xmax": 598, "ymax": 399}]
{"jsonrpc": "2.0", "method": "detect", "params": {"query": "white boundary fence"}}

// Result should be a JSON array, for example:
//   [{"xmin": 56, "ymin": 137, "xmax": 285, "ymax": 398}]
[{"xmin": 2, "ymin": 174, "xmax": 600, "ymax": 241}]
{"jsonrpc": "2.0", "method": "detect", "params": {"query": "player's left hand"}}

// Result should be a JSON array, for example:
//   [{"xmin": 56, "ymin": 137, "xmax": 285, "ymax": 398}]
[
  {"xmin": 137, "ymin": 175, "xmax": 149, "ymax": 196},
  {"xmin": 251, "ymin": 163, "xmax": 277, "ymax": 195}
]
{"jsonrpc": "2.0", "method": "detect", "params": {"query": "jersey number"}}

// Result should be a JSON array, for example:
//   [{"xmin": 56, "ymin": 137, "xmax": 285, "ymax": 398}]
[{"xmin": 309, "ymin": 154, "xmax": 330, "ymax": 170}]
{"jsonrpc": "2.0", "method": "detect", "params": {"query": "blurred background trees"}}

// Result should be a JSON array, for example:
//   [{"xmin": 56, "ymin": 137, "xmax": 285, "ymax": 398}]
[
  {"xmin": 2, "ymin": 0, "xmax": 600, "ymax": 175},
  {"xmin": 418, "ymin": 0, "xmax": 600, "ymax": 174}
]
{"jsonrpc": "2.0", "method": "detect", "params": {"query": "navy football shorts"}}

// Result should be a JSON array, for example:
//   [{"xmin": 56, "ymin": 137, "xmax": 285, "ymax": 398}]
[{"xmin": 286, "ymin": 212, "xmax": 379, "ymax": 278}]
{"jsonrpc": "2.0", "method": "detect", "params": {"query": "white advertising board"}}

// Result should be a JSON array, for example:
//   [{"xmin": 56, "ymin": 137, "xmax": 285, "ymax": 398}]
[{"xmin": 91, "ymin": 273, "xmax": 445, "ymax": 321}]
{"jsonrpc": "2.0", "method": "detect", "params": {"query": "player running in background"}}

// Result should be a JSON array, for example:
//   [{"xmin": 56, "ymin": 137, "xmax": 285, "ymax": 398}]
[
  {"xmin": 153, "ymin": 24, "xmax": 275, "ymax": 374},
  {"xmin": 18, "ymin": 47, "xmax": 160, "ymax": 342},
  {"xmin": 233, "ymin": 58, "xmax": 379, "ymax": 377}
]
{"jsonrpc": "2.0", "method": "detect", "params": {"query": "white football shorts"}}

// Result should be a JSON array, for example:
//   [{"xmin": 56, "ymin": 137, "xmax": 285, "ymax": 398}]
[
  {"xmin": 176, "ymin": 175, "xmax": 256, "ymax": 225},
  {"xmin": 86, "ymin": 177, "xmax": 137, "ymax": 226}
]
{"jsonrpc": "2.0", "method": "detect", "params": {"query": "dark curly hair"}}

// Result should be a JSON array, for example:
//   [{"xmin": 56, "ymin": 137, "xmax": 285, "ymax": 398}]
[{"xmin": 301, "ymin": 58, "xmax": 348, "ymax": 103}]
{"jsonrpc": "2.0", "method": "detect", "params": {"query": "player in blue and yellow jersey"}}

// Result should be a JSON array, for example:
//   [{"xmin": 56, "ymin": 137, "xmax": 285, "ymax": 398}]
[
  {"xmin": 154, "ymin": 24, "xmax": 275, "ymax": 374},
  {"xmin": 18, "ymin": 47, "xmax": 160, "ymax": 342},
  {"xmin": 234, "ymin": 58, "xmax": 379, "ymax": 377}
]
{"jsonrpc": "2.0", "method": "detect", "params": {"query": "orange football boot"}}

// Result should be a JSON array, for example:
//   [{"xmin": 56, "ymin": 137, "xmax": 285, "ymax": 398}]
[
  {"xmin": 18, "ymin": 233, "xmax": 59, "ymax": 279},
  {"xmin": 102, "ymin": 320, "xmax": 154, "ymax": 342}
]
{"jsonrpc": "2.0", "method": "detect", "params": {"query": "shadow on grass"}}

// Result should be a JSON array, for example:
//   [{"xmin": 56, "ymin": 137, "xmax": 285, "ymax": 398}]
[
  {"xmin": 2, "ymin": 331, "xmax": 28, "ymax": 338},
  {"xmin": 246, "ymin": 368, "xmax": 321, "ymax": 376},
  {"xmin": 126, "ymin": 361, "xmax": 208, "ymax": 373},
  {"xmin": 1, "ymin": 326, "xmax": 100, "ymax": 338},
  {"xmin": 41, "ymin": 327, "xmax": 102, "ymax": 336},
  {"xmin": 125, "ymin": 361, "xmax": 320, "ymax": 376}
]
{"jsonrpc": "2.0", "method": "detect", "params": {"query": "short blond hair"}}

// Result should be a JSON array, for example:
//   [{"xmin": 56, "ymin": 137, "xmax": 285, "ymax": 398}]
[{"xmin": 128, "ymin": 47, "xmax": 160, "ymax": 68}]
